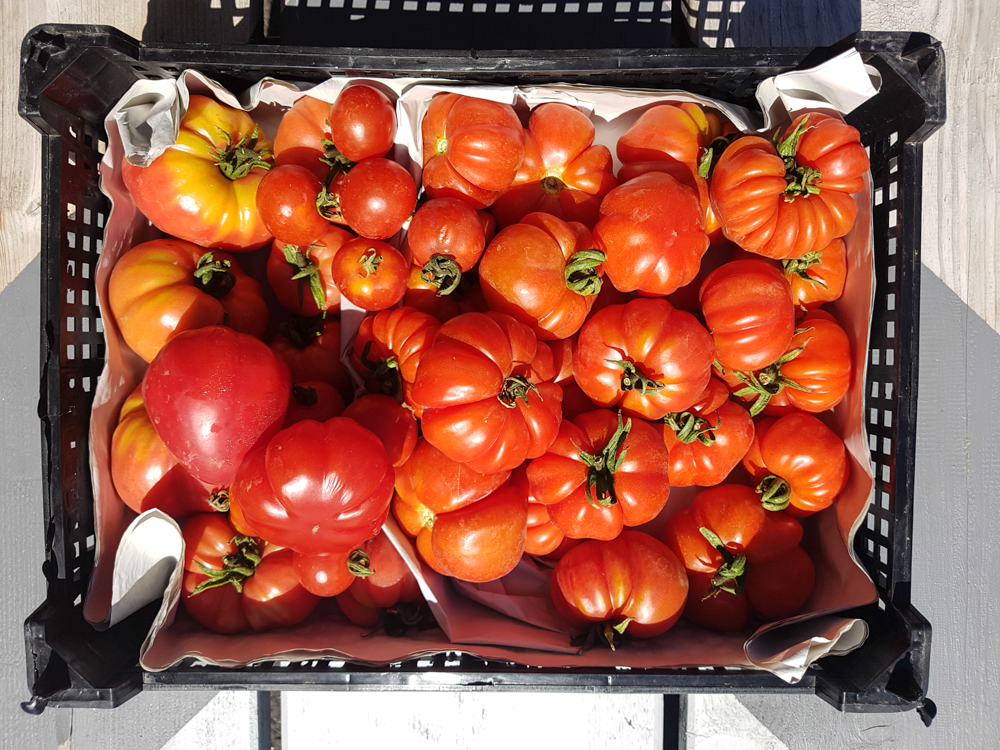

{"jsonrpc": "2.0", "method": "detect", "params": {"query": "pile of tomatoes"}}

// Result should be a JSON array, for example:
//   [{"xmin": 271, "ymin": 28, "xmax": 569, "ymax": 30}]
[{"xmin": 106, "ymin": 80, "xmax": 869, "ymax": 646}]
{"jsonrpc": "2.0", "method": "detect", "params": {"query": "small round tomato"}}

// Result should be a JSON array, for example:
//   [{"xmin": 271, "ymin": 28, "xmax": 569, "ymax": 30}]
[
  {"xmin": 332, "ymin": 238, "xmax": 408, "ymax": 311},
  {"xmin": 293, "ymin": 548, "xmax": 375, "ymax": 598},
  {"xmin": 782, "ymin": 237, "xmax": 848, "ymax": 309},
  {"xmin": 266, "ymin": 224, "xmax": 353, "ymax": 316},
  {"xmin": 284, "ymin": 381, "xmax": 346, "ymax": 427},
  {"xmin": 255, "ymin": 164, "xmax": 334, "ymax": 247},
  {"xmin": 342, "ymin": 394, "xmax": 419, "ymax": 468},
  {"xmin": 656, "ymin": 399, "xmax": 754, "ymax": 487},
  {"xmin": 329, "ymin": 84, "xmax": 397, "ymax": 162},
  {"xmin": 339, "ymin": 158, "xmax": 417, "ymax": 240},
  {"xmin": 551, "ymin": 531, "xmax": 688, "ymax": 645},
  {"xmin": 336, "ymin": 531, "xmax": 422, "ymax": 625},
  {"xmin": 269, "ymin": 315, "xmax": 354, "ymax": 402},
  {"xmin": 407, "ymin": 198, "xmax": 487, "ymax": 296}
]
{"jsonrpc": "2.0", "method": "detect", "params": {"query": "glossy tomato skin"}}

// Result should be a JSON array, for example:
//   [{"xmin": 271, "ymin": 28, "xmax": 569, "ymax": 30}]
[
  {"xmin": 593, "ymin": 171, "xmax": 709, "ymax": 296},
  {"xmin": 529, "ymin": 410, "xmax": 671, "ymax": 541},
  {"xmin": 699, "ymin": 259, "xmax": 795, "ymax": 372},
  {"xmin": 573, "ymin": 298, "xmax": 715, "ymax": 421},
  {"xmin": 122, "ymin": 96, "xmax": 273, "ymax": 250},
  {"xmin": 230, "ymin": 417, "xmax": 394, "ymax": 554},
  {"xmin": 783, "ymin": 238, "xmax": 848, "ymax": 309},
  {"xmin": 512, "ymin": 462, "xmax": 565, "ymax": 557},
  {"xmin": 491, "ymin": 103, "xmax": 618, "ymax": 230},
  {"xmin": 409, "ymin": 312, "xmax": 563, "ymax": 474},
  {"xmin": 342, "ymin": 394, "xmax": 419, "ymax": 468},
  {"xmin": 284, "ymin": 381, "xmax": 346, "ymax": 427},
  {"xmin": 255, "ymin": 164, "xmax": 333, "ymax": 247},
  {"xmin": 421, "ymin": 93, "xmax": 525, "ymax": 207},
  {"xmin": 143, "ymin": 326, "xmax": 291, "ymax": 487},
  {"xmin": 407, "ymin": 197, "xmax": 487, "ymax": 292},
  {"xmin": 657, "ymin": 399, "xmax": 755, "ymax": 487},
  {"xmin": 329, "ymin": 84, "xmax": 397, "ymax": 162},
  {"xmin": 292, "ymin": 548, "xmax": 363, "ymax": 598},
  {"xmin": 351, "ymin": 306, "xmax": 440, "ymax": 389},
  {"xmin": 111, "ymin": 386, "xmax": 214, "ymax": 517},
  {"xmin": 742, "ymin": 413, "xmax": 849, "ymax": 514},
  {"xmin": 274, "ymin": 96, "xmax": 335, "ymax": 179},
  {"xmin": 270, "ymin": 315, "xmax": 354, "ymax": 403},
  {"xmin": 551, "ymin": 531, "xmax": 688, "ymax": 639},
  {"xmin": 109, "ymin": 238, "xmax": 268, "ymax": 363},
  {"xmin": 479, "ymin": 212, "xmax": 601, "ymax": 341},
  {"xmin": 344, "ymin": 531, "xmax": 422, "ymax": 610},
  {"xmin": 402, "ymin": 264, "xmax": 488, "ymax": 323},
  {"xmin": 332, "ymin": 238, "xmax": 408, "ymax": 311},
  {"xmin": 339, "ymin": 158, "xmax": 417, "ymax": 240},
  {"xmin": 266, "ymin": 225, "xmax": 352, "ymax": 317}
]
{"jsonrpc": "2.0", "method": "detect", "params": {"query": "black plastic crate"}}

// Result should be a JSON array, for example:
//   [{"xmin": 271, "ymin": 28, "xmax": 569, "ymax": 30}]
[{"xmin": 17, "ymin": 25, "xmax": 944, "ymax": 719}]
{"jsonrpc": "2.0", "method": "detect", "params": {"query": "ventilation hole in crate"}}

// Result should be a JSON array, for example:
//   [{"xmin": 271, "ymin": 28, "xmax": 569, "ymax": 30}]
[
  {"xmin": 889, "ymin": 131, "xmax": 899, "ymax": 146},
  {"xmin": 889, "ymin": 181, "xmax": 898, "ymax": 202},
  {"xmin": 375, "ymin": 0, "xmax": 389, "ymax": 6},
  {"xmin": 889, "ymin": 156, "xmax": 898, "ymax": 173},
  {"xmin": 95, "ymin": 317, "xmax": 104, "ymax": 333},
  {"xmin": 98, "ymin": 139, "xmax": 107, "ymax": 154},
  {"xmin": 888, "ymin": 236, "xmax": 896, "ymax": 255},
  {"xmin": 884, "ymin": 382, "xmax": 893, "ymax": 399},
  {"xmin": 881, "ymin": 491, "xmax": 890, "ymax": 510},
  {"xmin": 888, "ymin": 209, "xmax": 897, "ymax": 228},
  {"xmin": 877, "ymin": 597, "xmax": 886, "ymax": 610},
  {"xmin": 96, "ymin": 239, "xmax": 103, "ymax": 254},
  {"xmin": 74, "ymin": 594, "xmax": 82, "ymax": 606},
  {"xmin": 518, "ymin": 3, "xmax": 533, "ymax": 10},
  {"xmin": 82, "ymin": 263, "xmax": 90, "ymax": 280},
  {"xmin": 70, "ymin": 440, "xmax": 77, "ymax": 449},
  {"xmin": 404, "ymin": 0, "xmax": 418, "ymax": 7},
  {"xmin": 879, "ymin": 545, "xmax": 888, "ymax": 565},
  {"xmin": 874, "ymin": 187, "xmax": 883, "ymax": 206},
  {"xmin": 887, "ymin": 292, "xmax": 896, "ymax": 310},
  {"xmin": 67, "ymin": 344, "xmax": 75, "ymax": 360},
  {"xmin": 870, "ymin": 407, "xmax": 878, "ymax": 424},
  {"xmin": 473, "ymin": 2, "xmax": 486, "ymax": 9},
  {"xmin": 69, "ymin": 125, "xmax": 78, "ymax": 139},
  {"xmin": 352, "ymin": 0, "xmax": 366, "ymax": 7},
  {"xmin": 83, "ymin": 377, "xmax": 92, "ymax": 392},
  {"xmin": 68, "ymin": 151, "xmax": 77, "ymax": 166},
  {"xmin": 541, "ymin": 1, "xmax": 555, "ymax": 9},
  {"xmin": 73, "ymin": 540, "xmax": 80, "ymax": 558},
  {"xmin": 83, "ymin": 236, "xmax": 91, "ymax": 252},
  {"xmin": 565, "ymin": 1, "xmax": 579, "ymax": 9},
  {"xmin": 887, "ymin": 265, "xmax": 896, "ymax": 283},
  {"xmin": 639, "ymin": 0, "xmax": 652, "ymax": 8},
  {"xmin": 96, "ymin": 212, "xmax": 106, "ymax": 229},
  {"xmin": 881, "ymin": 464, "xmax": 891, "ymax": 483},
  {"xmin": 880, "ymin": 518, "xmax": 890, "ymax": 538},
  {"xmin": 885, "ymin": 348, "xmax": 894, "ymax": 366},
  {"xmin": 871, "ymin": 349, "xmax": 880, "ymax": 365},
  {"xmin": 886, "ymin": 320, "xmax": 895, "ymax": 339},
  {"xmin": 67, "ymin": 232, "xmax": 76, "ymax": 249},
  {"xmin": 661, "ymin": 0, "xmax": 669, "ymax": 8},
  {"xmin": 66, "ymin": 317, "xmax": 75, "ymax": 332},
  {"xmin": 285, "ymin": 0, "xmax": 298, "ymax": 5},
  {"xmin": 588, "ymin": 1, "xmax": 602, "ymax": 9},
  {"xmin": 66, "ymin": 203, "xmax": 77, "ymax": 220},
  {"xmin": 82, "ymin": 290, "xmax": 90, "ymax": 306},
  {"xmin": 79, "ymin": 317, "xmax": 89, "ymax": 334},
  {"xmin": 616, "ymin": 0, "xmax": 630, "ymax": 9},
  {"xmin": 870, "ymin": 381, "xmax": 879, "ymax": 398},
  {"xmin": 66, "ymin": 289, "xmax": 75, "ymax": 305},
  {"xmin": 427, "ymin": 0, "xmax": 440, "ymax": 8},
  {"xmin": 86, "ymin": 534, "xmax": 95, "ymax": 550},
  {"xmin": 68, "ymin": 377, "xmax": 75, "ymax": 389},
  {"xmin": 495, "ymin": 2, "xmax": 509, "ymax": 9},
  {"xmin": 67, "ymin": 260, "xmax": 76, "ymax": 276},
  {"xmin": 82, "ymin": 344, "xmax": 91, "ymax": 360},
  {"xmin": 868, "ymin": 434, "xmax": 877, "ymax": 452},
  {"xmin": 866, "ymin": 538, "xmax": 874, "ymax": 553},
  {"xmin": 883, "ymin": 410, "xmax": 892, "ymax": 428},
  {"xmin": 866, "ymin": 513, "xmax": 875, "ymax": 531},
  {"xmin": 882, "ymin": 437, "xmax": 891, "ymax": 455}
]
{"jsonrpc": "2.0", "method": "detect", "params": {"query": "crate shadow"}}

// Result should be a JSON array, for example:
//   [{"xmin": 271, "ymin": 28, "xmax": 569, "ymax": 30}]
[{"xmin": 142, "ymin": 0, "xmax": 265, "ymax": 44}]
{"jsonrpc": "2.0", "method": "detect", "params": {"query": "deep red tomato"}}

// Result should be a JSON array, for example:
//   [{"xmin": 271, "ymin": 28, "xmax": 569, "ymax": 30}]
[
  {"xmin": 592, "ymin": 171, "xmax": 708, "ymax": 296},
  {"xmin": 665, "ymin": 243, "xmax": 733, "ymax": 313},
  {"xmin": 723, "ymin": 309, "xmax": 852, "ymax": 416},
  {"xmin": 266, "ymin": 224, "xmax": 353, "ymax": 316},
  {"xmin": 479, "ymin": 212, "xmax": 602, "ymax": 341},
  {"xmin": 407, "ymin": 198, "xmax": 487, "ymax": 296},
  {"xmin": 342, "ymin": 394, "xmax": 419, "ymax": 468},
  {"xmin": 491, "ymin": 103, "xmax": 618, "ymax": 230},
  {"xmin": 332, "ymin": 238, "xmax": 408, "ymax": 311},
  {"xmin": 573, "ymin": 298, "xmax": 715, "ymax": 420},
  {"xmin": 181, "ymin": 513, "xmax": 319, "ymax": 633},
  {"xmin": 512, "ymin": 464, "xmax": 565, "ymax": 557},
  {"xmin": 109, "ymin": 239, "xmax": 268, "ymax": 363},
  {"xmin": 656, "ymin": 399, "xmax": 754, "ymax": 487},
  {"xmin": 284, "ymin": 381, "xmax": 346, "ymax": 427},
  {"xmin": 229, "ymin": 417, "xmax": 394, "ymax": 554},
  {"xmin": 402, "ymin": 264, "xmax": 488, "ymax": 322},
  {"xmin": 122, "ymin": 96, "xmax": 274, "ymax": 250},
  {"xmin": 255, "ymin": 164, "xmax": 334, "ymax": 247},
  {"xmin": 551, "ymin": 531, "xmax": 688, "ymax": 645},
  {"xmin": 339, "ymin": 158, "xmax": 417, "ymax": 240},
  {"xmin": 409, "ymin": 312, "xmax": 563, "ymax": 474},
  {"xmin": 710, "ymin": 114, "xmax": 869, "ymax": 259},
  {"xmin": 143, "ymin": 326, "xmax": 291, "ymax": 487},
  {"xmin": 699, "ymin": 259, "xmax": 795, "ymax": 372},
  {"xmin": 293, "ymin": 547, "xmax": 375, "ymax": 598},
  {"xmin": 661, "ymin": 484, "xmax": 814, "ymax": 630},
  {"xmin": 111, "ymin": 386, "xmax": 218, "ymax": 517},
  {"xmin": 269, "ymin": 315, "xmax": 354, "ymax": 403},
  {"xmin": 335, "ymin": 531, "xmax": 423, "ymax": 626},
  {"xmin": 350, "ymin": 306, "xmax": 440, "ymax": 404},
  {"xmin": 421, "ymin": 93, "xmax": 525, "ymax": 208},
  {"xmin": 742, "ymin": 413, "xmax": 849, "ymax": 514},
  {"xmin": 528, "ymin": 410, "xmax": 671, "ymax": 541},
  {"xmin": 782, "ymin": 237, "xmax": 848, "ymax": 309}
]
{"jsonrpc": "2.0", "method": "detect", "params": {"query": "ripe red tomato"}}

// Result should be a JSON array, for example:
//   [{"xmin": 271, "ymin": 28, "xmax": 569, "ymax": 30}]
[
  {"xmin": 342, "ymin": 394, "xmax": 419, "ymax": 468},
  {"xmin": 181, "ymin": 513, "xmax": 319, "ymax": 633},
  {"xmin": 593, "ymin": 171, "xmax": 708, "ymax": 296},
  {"xmin": 122, "ymin": 96, "xmax": 274, "ymax": 250},
  {"xmin": 551, "ymin": 531, "xmax": 688, "ymax": 645},
  {"xmin": 528, "ymin": 410, "xmax": 671, "ymax": 541},
  {"xmin": 573, "ymin": 298, "xmax": 715, "ymax": 420},
  {"xmin": 284, "ymin": 381, "xmax": 346, "ymax": 427},
  {"xmin": 661, "ymin": 484, "xmax": 814, "ymax": 630},
  {"xmin": 421, "ymin": 93, "xmax": 525, "ymax": 208},
  {"xmin": 335, "ymin": 531, "xmax": 423, "ymax": 626},
  {"xmin": 511, "ymin": 465, "xmax": 566, "ymax": 557},
  {"xmin": 699, "ymin": 259, "xmax": 795, "ymax": 372},
  {"xmin": 229, "ymin": 417, "xmax": 394, "ymax": 554},
  {"xmin": 407, "ymin": 198, "xmax": 487, "ymax": 296},
  {"xmin": 111, "ymin": 386, "xmax": 217, "ymax": 517},
  {"xmin": 329, "ymin": 84, "xmax": 397, "ymax": 162},
  {"xmin": 479, "ymin": 212, "xmax": 602, "ymax": 341},
  {"xmin": 409, "ymin": 312, "xmax": 563, "ymax": 474},
  {"xmin": 783, "ymin": 237, "xmax": 848, "ymax": 309},
  {"xmin": 339, "ymin": 158, "xmax": 417, "ymax": 240},
  {"xmin": 350, "ymin": 306, "xmax": 440, "ymax": 403},
  {"xmin": 723, "ymin": 309, "xmax": 852, "ymax": 416},
  {"xmin": 293, "ymin": 547, "xmax": 375, "ymax": 598},
  {"xmin": 332, "ymin": 238, "xmax": 408, "ymax": 311},
  {"xmin": 742, "ymin": 413, "xmax": 849, "ymax": 514},
  {"xmin": 710, "ymin": 114, "xmax": 869, "ymax": 259},
  {"xmin": 490, "ymin": 103, "xmax": 617, "ymax": 229},
  {"xmin": 109, "ymin": 239, "xmax": 268, "ymax": 363},
  {"xmin": 255, "ymin": 164, "xmax": 334, "ymax": 247},
  {"xmin": 656, "ymin": 399, "xmax": 754, "ymax": 487},
  {"xmin": 269, "ymin": 315, "xmax": 354, "ymax": 403},
  {"xmin": 402, "ymin": 263, "xmax": 488, "ymax": 322},
  {"xmin": 142, "ymin": 326, "xmax": 291, "ymax": 487},
  {"xmin": 266, "ymin": 224, "xmax": 352, "ymax": 317}
]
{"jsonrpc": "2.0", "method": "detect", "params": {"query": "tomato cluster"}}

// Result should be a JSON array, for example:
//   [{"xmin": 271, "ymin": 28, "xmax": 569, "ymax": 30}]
[{"xmin": 110, "ymin": 85, "xmax": 866, "ymax": 644}]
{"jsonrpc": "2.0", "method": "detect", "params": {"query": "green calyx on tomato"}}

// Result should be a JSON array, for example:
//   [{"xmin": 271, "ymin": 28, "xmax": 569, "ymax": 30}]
[
  {"xmin": 420, "ymin": 255, "xmax": 463, "ymax": 297},
  {"xmin": 319, "ymin": 139, "xmax": 356, "ymax": 175},
  {"xmin": 606, "ymin": 358, "xmax": 666, "ymax": 395},
  {"xmin": 347, "ymin": 548, "xmax": 376, "ymax": 578},
  {"xmin": 497, "ymin": 375, "xmax": 540, "ymax": 409},
  {"xmin": 212, "ymin": 126, "xmax": 273, "ymax": 181},
  {"xmin": 292, "ymin": 384, "xmax": 319, "ymax": 407},
  {"xmin": 731, "ymin": 331, "xmax": 815, "ymax": 416},
  {"xmin": 192, "ymin": 252, "xmax": 236, "ymax": 298},
  {"xmin": 282, "ymin": 244, "xmax": 328, "ymax": 311},
  {"xmin": 358, "ymin": 248, "xmax": 383, "ymax": 278},
  {"xmin": 774, "ymin": 116, "xmax": 822, "ymax": 200},
  {"xmin": 664, "ymin": 411, "xmax": 720, "ymax": 446},
  {"xmin": 698, "ymin": 526, "xmax": 747, "ymax": 599},
  {"xmin": 756, "ymin": 474, "xmax": 793, "ymax": 512},
  {"xmin": 279, "ymin": 314, "xmax": 326, "ymax": 350},
  {"xmin": 360, "ymin": 340, "xmax": 403, "ymax": 400},
  {"xmin": 570, "ymin": 616, "xmax": 635, "ymax": 652},
  {"xmin": 699, "ymin": 132, "xmax": 742, "ymax": 179},
  {"xmin": 564, "ymin": 249, "xmax": 606, "ymax": 297},
  {"xmin": 191, "ymin": 534, "xmax": 262, "ymax": 595},
  {"xmin": 315, "ymin": 186, "xmax": 343, "ymax": 222},
  {"xmin": 208, "ymin": 489, "xmax": 231, "ymax": 513},
  {"xmin": 579, "ymin": 411, "xmax": 631, "ymax": 509},
  {"xmin": 781, "ymin": 251, "xmax": 829, "ymax": 289}
]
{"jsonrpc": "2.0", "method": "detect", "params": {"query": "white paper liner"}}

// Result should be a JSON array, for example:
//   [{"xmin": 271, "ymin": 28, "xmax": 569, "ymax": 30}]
[{"xmin": 87, "ymin": 53, "xmax": 881, "ymax": 683}]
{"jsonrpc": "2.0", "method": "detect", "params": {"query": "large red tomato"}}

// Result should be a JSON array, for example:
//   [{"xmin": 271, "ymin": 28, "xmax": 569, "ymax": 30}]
[
  {"xmin": 109, "ymin": 239, "xmax": 268, "ymax": 363},
  {"xmin": 710, "ymin": 114, "xmax": 869, "ymax": 259},
  {"xmin": 551, "ymin": 531, "xmax": 688, "ymax": 646},
  {"xmin": 407, "ymin": 198, "xmax": 487, "ymax": 296},
  {"xmin": 122, "ymin": 95, "xmax": 273, "ymax": 250},
  {"xmin": 229, "ymin": 417, "xmax": 394, "ymax": 554},
  {"xmin": 255, "ymin": 164, "xmax": 334, "ymax": 247},
  {"xmin": 592, "ymin": 171, "xmax": 708, "ymax": 296},
  {"xmin": 181, "ymin": 513, "xmax": 319, "ymax": 633},
  {"xmin": 142, "ymin": 326, "xmax": 291, "ymax": 487},
  {"xmin": 284, "ymin": 381, "xmax": 346, "ymax": 427},
  {"xmin": 657, "ymin": 399, "xmax": 754, "ymax": 487},
  {"xmin": 266, "ymin": 224, "xmax": 353, "ymax": 317},
  {"xmin": 409, "ymin": 312, "xmax": 563, "ymax": 474},
  {"xmin": 527, "ymin": 410, "xmax": 671, "ymax": 541},
  {"xmin": 269, "ymin": 315, "xmax": 354, "ymax": 403},
  {"xmin": 573, "ymin": 298, "xmax": 715, "ymax": 420},
  {"xmin": 490, "ymin": 103, "xmax": 617, "ymax": 229},
  {"xmin": 479, "ymin": 212, "xmax": 602, "ymax": 341}
]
